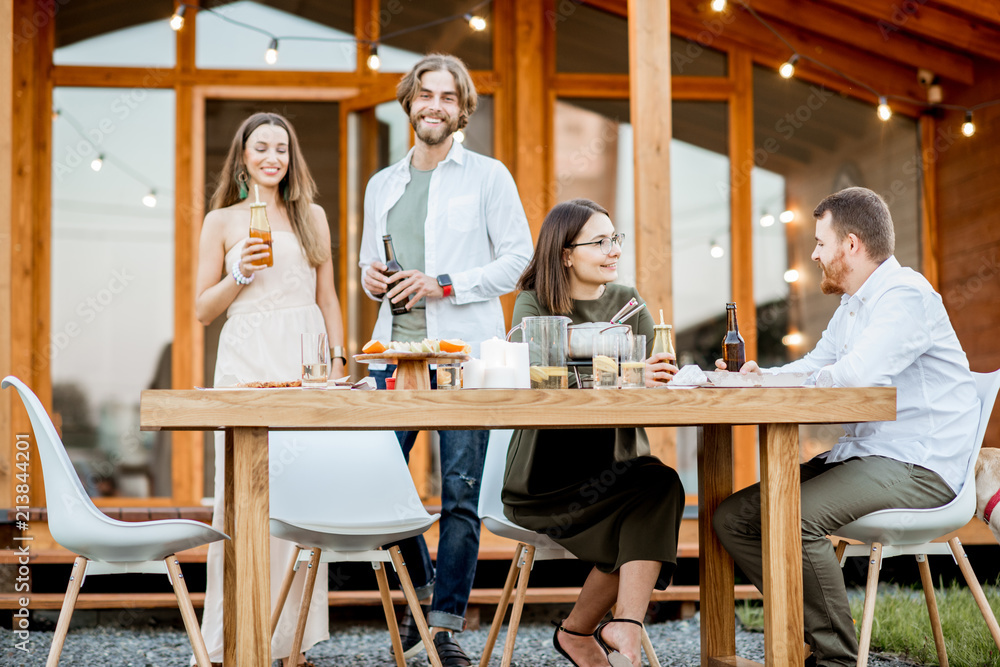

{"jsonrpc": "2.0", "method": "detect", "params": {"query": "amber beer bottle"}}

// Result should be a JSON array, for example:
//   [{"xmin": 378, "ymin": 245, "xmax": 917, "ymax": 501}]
[
  {"xmin": 248, "ymin": 201, "xmax": 273, "ymax": 267},
  {"xmin": 382, "ymin": 235, "xmax": 408, "ymax": 316},
  {"xmin": 722, "ymin": 302, "xmax": 746, "ymax": 371}
]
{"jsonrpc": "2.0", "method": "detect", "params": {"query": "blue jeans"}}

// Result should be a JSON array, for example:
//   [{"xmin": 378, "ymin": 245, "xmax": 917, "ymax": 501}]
[{"xmin": 369, "ymin": 367, "xmax": 488, "ymax": 632}]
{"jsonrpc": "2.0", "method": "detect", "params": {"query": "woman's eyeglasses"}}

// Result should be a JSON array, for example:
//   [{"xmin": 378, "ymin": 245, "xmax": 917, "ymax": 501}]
[{"xmin": 565, "ymin": 232, "xmax": 626, "ymax": 255}]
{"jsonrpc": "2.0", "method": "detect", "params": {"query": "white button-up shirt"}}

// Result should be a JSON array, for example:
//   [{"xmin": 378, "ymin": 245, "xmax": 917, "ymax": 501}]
[
  {"xmin": 773, "ymin": 256, "xmax": 978, "ymax": 492},
  {"xmin": 360, "ymin": 140, "xmax": 533, "ymax": 357}
]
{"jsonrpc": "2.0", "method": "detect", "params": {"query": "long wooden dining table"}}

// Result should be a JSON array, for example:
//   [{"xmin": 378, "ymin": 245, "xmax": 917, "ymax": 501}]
[{"xmin": 140, "ymin": 385, "xmax": 895, "ymax": 667}]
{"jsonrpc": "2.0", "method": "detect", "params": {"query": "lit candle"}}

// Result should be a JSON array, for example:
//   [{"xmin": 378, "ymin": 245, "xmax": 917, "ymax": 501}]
[
  {"xmin": 506, "ymin": 342, "xmax": 530, "ymax": 389},
  {"xmin": 462, "ymin": 359, "xmax": 485, "ymax": 389},
  {"xmin": 480, "ymin": 337, "xmax": 506, "ymax": 368}
]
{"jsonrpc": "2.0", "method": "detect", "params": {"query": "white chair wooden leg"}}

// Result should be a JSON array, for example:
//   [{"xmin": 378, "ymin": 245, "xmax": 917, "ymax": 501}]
[
  {"xmin": 389, "ymin": 546, "xmax": 443, "ymax": 667},
  {"xmin": 640, "ymin": 624, "xmax": 662, "ymax": 667},
  {"xmin": 856, "ymin": 542, "xmax": 883, "ymax": 667},
  {"xmin": 46, "ymin": 556, "xmax": 87, "ymax": 667},
  {"xmin": 287, "ymin": 548, "xmax": 321, "ymax": 665},
  {"xmin": 949, "ymin": 537, "xmax": 1000, "ymax": 650},
  {"xmin": 374, "ymin": 560, "xmax": 406, "ymax": 667},
  {"xmin": 165, "ymin": 556, "xmax": 212, "ymax": 667},
  {"xmin": 915, "ymin": 554, "xmax": 949, "ymax": 667},
  {"xmin": 271, "ymin": 546, "xmax": 303, "ymax": 637},
  {"xmin": 479, "ymin": 543, "xmax": 526, "ymax": 667},
  {"xmin": 500, "ymin": 544, "xmax": 535, "ymax": 667}
]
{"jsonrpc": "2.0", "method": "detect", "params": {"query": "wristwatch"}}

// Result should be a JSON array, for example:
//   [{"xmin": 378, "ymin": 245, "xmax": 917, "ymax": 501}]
[
  {"xmin": 330, "ymin": 345, "xmax": 347, "ymax": 364},
  {"xmin": 437, "ymin": 274, "xmax": 453, "ymax": 298}
]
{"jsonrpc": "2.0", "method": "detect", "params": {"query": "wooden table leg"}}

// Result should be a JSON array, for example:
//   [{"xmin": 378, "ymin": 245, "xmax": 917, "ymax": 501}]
[
  {"xmin": 225, "ymin": 427, "xmax": 271, "ymax": 667},
  {"xmin": 759, "ymin": 424, "xmax": 803, "ymax": 666},
  {"xmin": 698, "ymin": 425, "xmax": 736, "ymax": 666}
]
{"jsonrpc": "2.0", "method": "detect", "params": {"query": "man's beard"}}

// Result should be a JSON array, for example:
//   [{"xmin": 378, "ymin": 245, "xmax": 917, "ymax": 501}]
[
  {"xmin": 818, "ymin": 250, "xmax": 848, "ymax": 295},
  {"xmin": 411, "ymin": 110, "xmax": 459, "ymax": 146}
]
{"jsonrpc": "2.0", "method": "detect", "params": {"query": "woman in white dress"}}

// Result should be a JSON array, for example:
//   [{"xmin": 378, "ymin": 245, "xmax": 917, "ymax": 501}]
[{"xmin": 194, "ymin": 112, "xmax": 346, "ymax": 667}]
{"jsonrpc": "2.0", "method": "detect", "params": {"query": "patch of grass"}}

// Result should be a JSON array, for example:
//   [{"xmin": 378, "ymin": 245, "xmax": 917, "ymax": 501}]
[{"xmin": 736, "ymin": 582, "xmax": 1000, "ymax": 666}]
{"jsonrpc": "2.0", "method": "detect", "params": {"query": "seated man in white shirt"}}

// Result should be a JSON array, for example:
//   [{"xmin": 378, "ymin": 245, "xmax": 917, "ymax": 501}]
[{"xmin": 713, "ymin": 186, "xmax": 979, "ymax": 667}]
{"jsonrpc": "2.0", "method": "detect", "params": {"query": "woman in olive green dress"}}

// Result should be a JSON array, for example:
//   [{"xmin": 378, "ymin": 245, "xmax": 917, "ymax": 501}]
[{"xmin": 502, "ymin": 199, "xmax": 684, "ymax": 667}]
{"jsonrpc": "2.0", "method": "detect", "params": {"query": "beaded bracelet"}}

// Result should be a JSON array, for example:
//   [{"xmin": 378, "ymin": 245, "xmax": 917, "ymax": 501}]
[{"xmin": 231, "ymin": 260, "xmax": 255, "ymax": 285}]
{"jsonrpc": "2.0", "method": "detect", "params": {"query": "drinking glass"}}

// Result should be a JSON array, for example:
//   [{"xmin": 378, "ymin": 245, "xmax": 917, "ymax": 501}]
[
  {"xmin": 436, "ymin": 362, "xmax": 462, "ymax": 390},
  {"xmin": 620, "ymin": 334, "xmax": 646, "ymax": 389},
  {"xmin": 301, "ymin": 333, "xmax": 330, "ymax": 389},
  {"xmin": 592, "ymin": 334, "xmax": 622, "ymax": 389}
]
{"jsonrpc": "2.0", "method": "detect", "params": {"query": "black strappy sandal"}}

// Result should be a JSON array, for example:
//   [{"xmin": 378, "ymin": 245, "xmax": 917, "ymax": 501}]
[
  {"xmin": 595, "ymin": 617, "xmax": 643, "ymax": 667},
  {"xmin": 552, "ymin": 620, "xmax": 595, "ymax": 667}
]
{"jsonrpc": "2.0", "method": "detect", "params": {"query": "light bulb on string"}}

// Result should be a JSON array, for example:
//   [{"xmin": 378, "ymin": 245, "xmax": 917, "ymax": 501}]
[
  {"xmin": 779, "ymin": 54, "xmax": 799, "ymax": 79},
  {"xmin": 759, "ymin": 214, "xmax": 775, "ymax": 227},
  {"xmin": 710, "ymin": 240, "xmax": 725, "ymax": 259},
  {"xmin": 170, "ymin": 6, "xmax": 186, "ymax": 31},
  {"xmin": 783, "ymin": 269, "xmax": 799, "ymax": 283},
  {"xmin": 710, "ymin": 0, "xmax": 727, "ymax": 11},
  {"xmin": 91, "ymin": 154, "xmax": 104, "ymax": 172},
  {"xmin": 264, "ymin": 38, "xmax": 278, "ymax": 65},
  {"xmin": 779, "ymin": 210, "xmax": 795, "ymax": 223},
  {"xmin": 454, "ymin": 129, "xmax": 466, "ymax": 144},
  {"xmin": 877, "ymin": 96, "xmax": 892, "ymax": 121},
  {"xmin": 962, "ymin": 110, "xmax": 976, "ymax": 137},
  {"xmin": 465, "ymin": 14, "xmax": 487, "ymax": 31},
  {"xmin": 367, "ymin": 44, "xmax": 381, "ymax": 71},
  {"xmin": 143, "ymin": 190, "xmax": 158, "ymax": 208},
  {"xmin": 782, "ymin": 332, "xmax": 804, "ymax": 347}
]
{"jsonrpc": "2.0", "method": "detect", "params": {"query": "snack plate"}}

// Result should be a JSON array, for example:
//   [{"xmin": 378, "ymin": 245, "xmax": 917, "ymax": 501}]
[{"xmin": 354, "ymin": 352, "xmax": 469, "ymax": 363}]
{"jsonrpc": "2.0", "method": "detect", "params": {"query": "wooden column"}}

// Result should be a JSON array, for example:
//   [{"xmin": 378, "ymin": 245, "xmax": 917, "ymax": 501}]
[
  {"xmin": 172, "ymin": 0, "xmax": 201, "ymax": 505},
  {"xmin": 513, "ymin": 0, "xmax": 551, "ymax": 236},
  {"xmin": 1, "ymin": 0, "xmax": 12, "ymax": 504},
  {"xmin": 729, "ymin": 50, "xmax": 758, "ymax": 491},
  {"xmin": 919, "ymin": 115, "xmax": 940, "ymax": 290}
]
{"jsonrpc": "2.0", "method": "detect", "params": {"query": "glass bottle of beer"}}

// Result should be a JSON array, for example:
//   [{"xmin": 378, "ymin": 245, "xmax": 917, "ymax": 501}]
[
  {"xmin": 382, "ymin": 234, "xmax": 408, "ymax": 316},
  {"xmin": 249, "ymin": 199, "xmax": 273, "ymax": 267},
  {"xmin": 722, "ymin": 302, "xmax": 746, "ymax": 371}
]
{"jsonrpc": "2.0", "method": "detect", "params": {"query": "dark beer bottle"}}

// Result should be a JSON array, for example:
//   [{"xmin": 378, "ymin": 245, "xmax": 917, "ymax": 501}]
[
  {"xmin": 722, "ymin": 302, "xmax": 746, "ymax": 371},
  {"xmin": 382, "ymin": 234, "xmax": 408, "ymax": 316}
]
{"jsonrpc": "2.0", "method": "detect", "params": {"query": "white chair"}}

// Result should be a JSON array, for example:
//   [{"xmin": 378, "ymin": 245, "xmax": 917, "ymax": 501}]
[
  {"xmin": 2, "ymin": 376, "xmax": 229, "ymax": 667},
  {"xmin": 477, "ymin": 430, "xmax": 661, "ymax": 667},
  {"xmin": 833, "ymin": 369, "xmax": 1000, "ymax": 667},
  {"xmin": 266, "ymin": 430, "xmax": 443, "ymax": 667}
]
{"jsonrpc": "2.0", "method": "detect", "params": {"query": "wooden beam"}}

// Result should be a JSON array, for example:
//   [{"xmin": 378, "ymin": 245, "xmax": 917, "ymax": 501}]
[
  {"xmin": 553, "ymin": 73, "xmax": 735, "ymax": 100},
  {"xmin": 919, "ymin": 115, "xmax": 940, "ymax": 290},
  {"xmin": 1, "ymin": 0, "xmax": 11, "ymax": 507},
  {"xmin": 746, "ymin": 0, "xmax": 973, "ymax": 84},
  {"xmin": 514, "ymin": 0, "xmax": 551, "ymax": 230},
  {"xmin": 927, "ymin": 0, "xmax": 1000, "ymax": 28},
  {"xmin": 823, "ymin": 0, "xmax": 1000, "ymax": 63}
]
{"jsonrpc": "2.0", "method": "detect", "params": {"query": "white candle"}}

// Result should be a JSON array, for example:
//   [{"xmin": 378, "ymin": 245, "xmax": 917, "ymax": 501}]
[
  {"xmin": 480, "ymin": 337, "xmax": 506, "ymax": 368},
  {"xmin": 506, "ymin": 342, "xmax": 530, "ymax": 389},
  {"xmin": 483, "ymin": 365, "xmax": 517, "ymax": 389},
  {"xmin": 462, "ymin": 358, "xmax": 485, "ymax": 389}
]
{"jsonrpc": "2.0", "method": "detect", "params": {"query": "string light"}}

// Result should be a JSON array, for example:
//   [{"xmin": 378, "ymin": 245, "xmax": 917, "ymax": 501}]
[
  {"xmin": 264, "ymin": 38, "xmax": 278, "ymax": 65},
  {"xmin": 778, "ymin": 54, "xmax": 798, "ymax": 79},
  {"xmin": 779, "ymin": 210, "xmax": 795, "ymax": 223},
  {"xmin": 962, "ymin": 111, "xmax": 976, "ymax": 137},
  {"xmin": 782, "ymin": 332, "xmax": 804, "ymax": 346},
  {"xmin": 367, "ymin": 44, "xmax": 381, "ymax": 71},
  {"xmin": 142, "ymin": 190, "xmax": 158, "ymax": 208},
  {"xmin": 710, "ymin": 241, "xmax": 725, "ymax": 258},
  {"xmin": 877, "ymin": 96, "xmax": 892, "ymax": 121},
  {"xmin": 454, "ymin": 129, "xmax": 466, "ymax": 143},
  {"xmin": 783, "ymin": 269, "xmax": 799, "ymax": 283},
  {"xmin": 169, "ymin": 6, "xmax": 186, "ymax": 32},
  {"xmin": 711, "ymin": 0, "xmax": 728, "ymax": 11},
  {"xmin": 759, "ymin": 213, "xmax": 775, "ymax": 227},
  {"xmin": 466, "ymin": 14, "xmax": 487, "ymax": 31},
  {"xmin": 90, "ymin": 154, "xmax": 104, "ymax": 172}
]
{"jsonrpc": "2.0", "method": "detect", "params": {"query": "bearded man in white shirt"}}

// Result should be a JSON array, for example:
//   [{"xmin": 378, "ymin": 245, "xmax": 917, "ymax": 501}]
[
  {"xmin": 359, "ymin": 53, "xmax": 533, "ymax": 667},
  {"xmin": 713, "ymin": 186, "xmax": 978, "ymax": 667}
]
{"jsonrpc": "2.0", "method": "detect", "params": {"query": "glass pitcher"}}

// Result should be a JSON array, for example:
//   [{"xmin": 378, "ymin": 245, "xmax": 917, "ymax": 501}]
[{"xmin": 506, "ymin": 316, "xmax": 570, "ymax": 389}]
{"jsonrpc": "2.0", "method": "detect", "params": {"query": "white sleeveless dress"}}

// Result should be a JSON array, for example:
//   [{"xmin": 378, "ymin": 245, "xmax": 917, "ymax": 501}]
[{"xmin": 199, "ymin": 231, "xmax": 330, "ymax": 662}]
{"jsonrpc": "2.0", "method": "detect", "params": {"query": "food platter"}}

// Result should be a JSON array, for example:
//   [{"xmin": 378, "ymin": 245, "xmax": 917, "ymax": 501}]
[{"xmin": 354, "ymin": 352, "xmax": 470, "ymax": 390}]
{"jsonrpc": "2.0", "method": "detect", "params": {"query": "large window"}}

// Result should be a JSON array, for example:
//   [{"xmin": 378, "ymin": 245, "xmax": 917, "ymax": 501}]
[
  {"xmin": 54, "ymin": 0, "xmax": 176, "ymax": 67},
  {"xmin": 51, "ymin": 87, "xmax": 176, "ymax": 498}
]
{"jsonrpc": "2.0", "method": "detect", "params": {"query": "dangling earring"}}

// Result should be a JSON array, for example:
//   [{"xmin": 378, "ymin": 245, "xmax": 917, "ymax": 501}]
[{"xmin": 236, "ymin": 170, "xmax": 249, "ymax": 200}]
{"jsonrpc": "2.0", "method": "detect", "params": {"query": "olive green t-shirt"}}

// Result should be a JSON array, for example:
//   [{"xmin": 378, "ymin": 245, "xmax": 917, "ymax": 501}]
[{"xmin": 386, "ymin": 164, "xmax": 432, "ymax": 341}]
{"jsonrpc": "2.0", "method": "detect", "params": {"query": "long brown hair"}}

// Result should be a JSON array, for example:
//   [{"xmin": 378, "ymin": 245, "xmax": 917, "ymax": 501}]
[
  {"xmin": 518, "ymin": 199, "xmax": 610, "ymax": 315},
  {"xmin": 210, "ymin": 112, "xmax": 329, "ymax": 267}
]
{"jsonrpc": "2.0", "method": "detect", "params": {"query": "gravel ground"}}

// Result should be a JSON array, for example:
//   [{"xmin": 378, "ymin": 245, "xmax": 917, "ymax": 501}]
[{"xmin": 0, "ymin": 613, "xmax": 922, "ymax": 666}]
